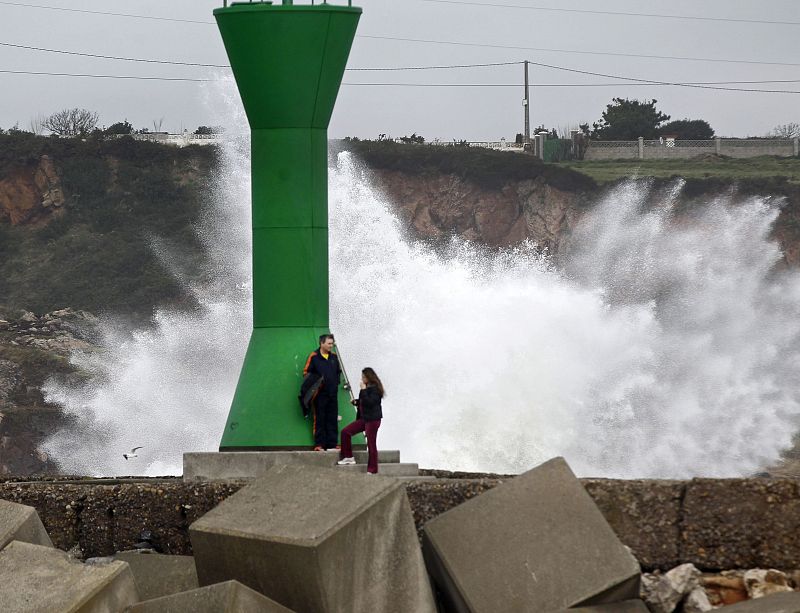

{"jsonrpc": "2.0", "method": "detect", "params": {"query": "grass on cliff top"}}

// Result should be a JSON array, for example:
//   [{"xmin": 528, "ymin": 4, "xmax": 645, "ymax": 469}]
[
  {"xmin": 337, "ymin": 139, "xmax": 597, "ymax": 192},
  {"xmin": 556, "ymin": 156, "xmax": 800, "ymax": 185}
]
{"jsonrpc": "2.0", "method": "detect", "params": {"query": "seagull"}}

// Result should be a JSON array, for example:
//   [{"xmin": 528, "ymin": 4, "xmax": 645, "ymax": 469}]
[{"xmin": 123, "ymin": 446, "xmax": 143, "ymax": 460}]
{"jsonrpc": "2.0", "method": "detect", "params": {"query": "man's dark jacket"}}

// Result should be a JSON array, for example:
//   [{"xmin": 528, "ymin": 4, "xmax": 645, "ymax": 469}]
[{"xmin": 303, "ymin": 350, "xmax": 341, "ymax": 396}]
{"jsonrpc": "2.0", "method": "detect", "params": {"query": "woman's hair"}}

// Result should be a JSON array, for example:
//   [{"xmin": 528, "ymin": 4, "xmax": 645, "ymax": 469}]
[{"xmin": 362, "ymin": 367, "xmax": 385, "ymax": 398}]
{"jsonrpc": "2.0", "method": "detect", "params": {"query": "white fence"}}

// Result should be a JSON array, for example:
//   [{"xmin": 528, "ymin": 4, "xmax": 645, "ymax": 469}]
[
  {"xmin": 393, "ymin": 138, "xmax": 525, "ymax": 152},
  {"xmin": 586, "ymin": 137, "xmax": 800, "ymax": 160},
  {"xmin": 129, "ymin": 132, "xmax": 222, "ymax": 147}
]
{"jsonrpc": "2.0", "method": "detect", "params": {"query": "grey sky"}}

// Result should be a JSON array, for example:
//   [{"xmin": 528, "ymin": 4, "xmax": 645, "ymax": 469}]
[{"xmin": 0, "ymin": 0, "xmax": 798, "ymax": 140}]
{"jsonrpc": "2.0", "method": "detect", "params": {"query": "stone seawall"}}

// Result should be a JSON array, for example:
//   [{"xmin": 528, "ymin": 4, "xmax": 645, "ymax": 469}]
[{"xmin": 1, "ymin": 476, "xmax": 799, "ymax": 571}]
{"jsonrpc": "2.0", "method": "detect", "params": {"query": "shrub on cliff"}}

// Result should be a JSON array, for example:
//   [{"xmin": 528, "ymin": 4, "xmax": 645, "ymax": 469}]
[
  {"xmin": 338, "ymin": 139, "xmax": 596, "ymax": 193},
  {"xmin": 0, "ymin": 133, "xmax": 218, "ymax": 317}
]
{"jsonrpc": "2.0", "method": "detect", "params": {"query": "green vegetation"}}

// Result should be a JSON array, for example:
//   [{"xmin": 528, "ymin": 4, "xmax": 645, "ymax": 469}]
[
  {"xmin": 659, "ymin": 119, "xmax": 715, "ymax": 140},
  {"xmin": 0, "ymin": 132, "xmax": 218, "ymax": 317},
  {"xmin": 338, "ymin": 139, "xmax": 597, "ymax": 192},
  {"xmin": 591, "ymin": 98, "xmax": 671, "ymax": 140},
  {"xmin": 0, "ymin": 342, "xmax": 68, "ymax": 371},
  {"xmin": 556, "ymin": 156, "xmax": 800, "ymax": 185}
]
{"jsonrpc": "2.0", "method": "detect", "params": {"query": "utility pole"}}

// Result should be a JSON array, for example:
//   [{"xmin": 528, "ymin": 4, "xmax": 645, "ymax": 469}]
[{"xmin": 523, "ymin": 60, "xmax": 531, "ymax": 151}]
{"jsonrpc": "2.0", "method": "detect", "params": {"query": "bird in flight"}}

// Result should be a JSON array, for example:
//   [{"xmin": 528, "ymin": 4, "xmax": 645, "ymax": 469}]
[{"xmin": 123, "ymin": 446, "xmax": 143, "ymax": 460}]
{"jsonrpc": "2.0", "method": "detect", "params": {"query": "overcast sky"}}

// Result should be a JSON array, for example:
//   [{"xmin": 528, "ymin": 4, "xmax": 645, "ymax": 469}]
[{"xmin": 0, "ymin": 0, "xmax": 798, "ymax": 140}]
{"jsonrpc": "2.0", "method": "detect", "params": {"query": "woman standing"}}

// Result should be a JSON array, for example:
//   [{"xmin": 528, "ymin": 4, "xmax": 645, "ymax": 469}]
[{"xmin": 337, "ymin": 367, "xmax": 384, "ymax": 474}]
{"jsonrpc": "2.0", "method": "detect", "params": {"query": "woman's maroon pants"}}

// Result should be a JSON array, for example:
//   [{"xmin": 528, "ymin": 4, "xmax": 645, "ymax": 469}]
[{"xmin": 340, "ymin": 418, "xmax": 381, "ymax": 473}]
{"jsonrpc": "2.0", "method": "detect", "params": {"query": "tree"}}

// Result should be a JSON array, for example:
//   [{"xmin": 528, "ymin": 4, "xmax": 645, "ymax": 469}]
[
  {"xmin": 194, "ymin": 126, "xmax": 214, "ymax": 135},
  {"xmin": 29, "ymin": 114, "xmax": 46, "ymax": 135},
  {"xmin": 659, "ymin": 119, "xmax": 714, "ymax": 140},
  {"xmin": 399, "ymin": 133, "xmax": 425, "ymax": 144},
  {"xmin": 770, "ymin": 123, "xmax": 800, "ymax": 138},
  {"xmin": 105, "ymin": 120, "xmax": 134, "ymax": 135},
  {"xmin": 592, "ymin": 98, "xmax": 670, "ymax": 140},
  {"xmin": 43, "ymin": 108, "xmax": 99, "ymax": 136}
]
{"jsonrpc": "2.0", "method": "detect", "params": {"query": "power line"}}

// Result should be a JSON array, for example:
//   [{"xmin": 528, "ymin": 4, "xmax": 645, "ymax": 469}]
[
  {"xmin": 5, "ymin": 36, "xmax": 800, "ymax": 85},
  {"xmin": 3, "ymin": 69, "xmax": 799, "ymax": 93},
  {"xmin": 346, "ymin": 81, "xmax": 800, "ymax": 88},
  {"xmin": 0, "ymin": 69, "xmax": 214, "ymax": 82},
  {"xmin": 420, "ymin": 0, "xmax": 800, "ymax": 27},
  {"xmin": 0, "ymin": 1, "xmax": 214, "ymax": 24},
  {"xmin": 361, "ymin": 35, "xmax": 800, "ymax": 68},
  {"xmin": 349, "ymin": 61, "xmax": 521, "ymax": 71},
  {"xmin": 3, "ymin": 2, "xmax": 799, "ymax": 68},
  {"xmin": 8, "ymin": 0, "xmax": 800, "ymax": 30},
  {"xmin": 0, "ymin": 41, "xmax": 229, "ymax": 68},
  {"xmin": 523, "ymin": 58, "xmax": 800, "ymax": 93},
  {"xmin": 0, "ymin": 42, "xmax": 522, "ymax": 71},
  {"xmin": 343, "ymin": 83, "xmax": 800, "ymax": 93}
]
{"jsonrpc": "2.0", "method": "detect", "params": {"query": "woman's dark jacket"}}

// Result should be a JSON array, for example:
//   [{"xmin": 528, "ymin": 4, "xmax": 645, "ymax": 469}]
[{"xmin": 355, "ymin": 386, "xmax": 383, "ymax": 421}]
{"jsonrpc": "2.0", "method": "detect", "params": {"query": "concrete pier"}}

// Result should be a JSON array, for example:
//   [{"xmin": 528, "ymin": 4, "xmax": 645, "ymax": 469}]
[{"xmin": 183, "ymin": 450, "xmax": 419, "ymax": 481}]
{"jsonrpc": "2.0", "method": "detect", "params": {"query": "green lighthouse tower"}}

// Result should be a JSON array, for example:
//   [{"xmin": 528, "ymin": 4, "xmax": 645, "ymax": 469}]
[{"xmin": 214, "ymin": 0, "xmax": 362, "ymax": 449}]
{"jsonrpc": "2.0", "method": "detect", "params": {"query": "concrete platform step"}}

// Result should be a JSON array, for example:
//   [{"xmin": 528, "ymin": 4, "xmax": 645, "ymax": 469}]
[
  {"xmin": 183, "ymin": 451, "xmax": 405, "ymax": 482},
  {"xmin": 334, "ymin": 463, "xmax": 420, "ymax": 477},
  {"xmin": 354, "ymin": 449, "xmax": 400, "ymax": 464}
]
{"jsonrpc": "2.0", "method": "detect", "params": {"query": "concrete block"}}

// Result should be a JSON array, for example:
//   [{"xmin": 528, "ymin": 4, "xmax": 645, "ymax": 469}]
[
  {"xmin": 114, "ymin": 550, "xmax": 198, "ymax": 601},
  {"xmin": 126, "ymin": 579, "xmax": 294, "ymax": 612},
  {"xmin": 0, "ymin": 540, "xmax": 138, "ymax": 612},
  {"xmin": 190, "ymin": 464, "xmax": 436, "ymax": 613},
  {"xmin": 0, "ymin": 498, "xmax": 53, "ymax": 550},
  {"xmin": 554, "ymin": 600, "xmax": 649, "ymax": 612},
  {"xmin": 717, "ymin": 592, "xmax": 800, "ymax": 612},
  {"xmin": 422, "ymin": 457, "xmax": 641, "ymax": 613}
]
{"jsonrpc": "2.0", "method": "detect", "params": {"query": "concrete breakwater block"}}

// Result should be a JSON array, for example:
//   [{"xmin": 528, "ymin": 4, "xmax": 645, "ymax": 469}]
[
  {"xmin": 126, "ymin": 580, "xmax": 294, "ymax": 612},
  {"xmin": 718, "ymin": 591, "xmax": 800, "ymax": 612},
  {"xmin": 190, "ymin": 464, "xmax": 436, "ymax": 613},
  {"xmin": 422, "ymin": 457, "xmax": 641, "ymax": 612},
  {"xmin": 114, "ymin": 550, "xmax": 198, "ymax": 601},
  {"xmin": 0, "ymin": 498, "xmax": 53, "ymax": 550},
  {"xmin": 0, "ymin": 540, "xmax": 138, "ymax": 612}
]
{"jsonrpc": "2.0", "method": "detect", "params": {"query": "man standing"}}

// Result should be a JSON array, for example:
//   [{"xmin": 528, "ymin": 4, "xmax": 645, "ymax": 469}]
[{"xmin": 303, "ymin": 334, "xmax": 342, "ymax": 450}]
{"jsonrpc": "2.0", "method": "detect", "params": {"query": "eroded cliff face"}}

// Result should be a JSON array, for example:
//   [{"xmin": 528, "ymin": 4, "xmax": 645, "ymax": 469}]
[
  {"xmin": 373, "ymin": 169, "xmax": 585, "ymax": 253},
  {"xmin": 368, "ymin": 168, "xmax": 800, "ymax": 270},
  {"xmin": 0, "ymin": 155, "xmax": 65, "ymax": 225},
  {"xmin": 0, "ymin": 309, "xmax": 98, "ymax": 475}
]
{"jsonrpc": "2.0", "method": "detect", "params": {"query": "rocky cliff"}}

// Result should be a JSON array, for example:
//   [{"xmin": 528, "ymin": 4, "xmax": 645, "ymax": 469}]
[
  {"xmin": 0, "ymin": 154, "xmax": 65, "ymax": 226},
  {"xmin": 0, "ymin": 132, "xmax": 215, "ymax": 317},
  {"xmin": 0, "ymin": 309, "xmax": 99, "ymax": 475},
  {"xmin": 374, "ymin": 170, "xmax": 584, "ymax": 253},
  {"xmin": 342, "ymin": 141, "xmax": 800, "ymax": 268},
  {"xmin": 2, "ymin": 135, "xmax": 800, "ymax": 476}
]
